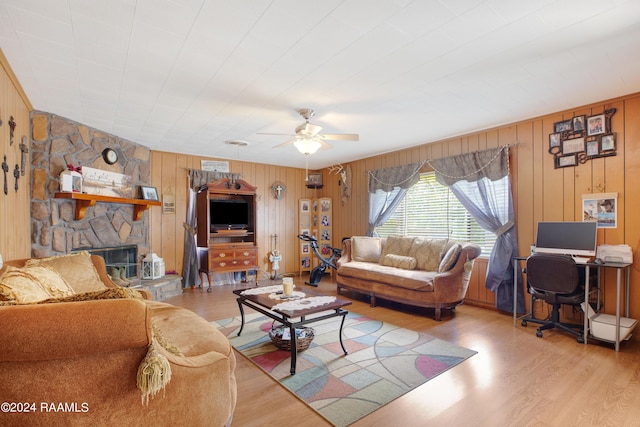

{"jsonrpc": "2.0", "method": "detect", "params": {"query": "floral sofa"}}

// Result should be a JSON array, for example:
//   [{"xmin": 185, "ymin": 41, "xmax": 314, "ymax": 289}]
[
  {"xmin": 336, "ymin": 236, "xmax": 481, "ymax": 320},
  {"xmin": 0, "ymin": 251, "xmax": 236, "ymax": 426}
]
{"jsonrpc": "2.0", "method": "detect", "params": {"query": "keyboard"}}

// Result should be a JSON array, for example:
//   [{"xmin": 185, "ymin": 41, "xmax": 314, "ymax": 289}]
[{"xmin": 572, "ymin": 256, "xmax": 590, "ymax": 264}]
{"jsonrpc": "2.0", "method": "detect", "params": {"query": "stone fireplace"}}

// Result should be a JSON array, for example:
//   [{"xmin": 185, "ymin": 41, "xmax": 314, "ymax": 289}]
[{"xmin": 30, "ymin": 112, "xmax": 152, "ymax": 258}]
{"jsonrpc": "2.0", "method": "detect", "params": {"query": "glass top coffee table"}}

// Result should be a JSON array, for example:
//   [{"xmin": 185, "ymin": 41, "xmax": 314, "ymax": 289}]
[{"xmin": 233, "ymin": 285, "xmax": 352, "ymax": 375}]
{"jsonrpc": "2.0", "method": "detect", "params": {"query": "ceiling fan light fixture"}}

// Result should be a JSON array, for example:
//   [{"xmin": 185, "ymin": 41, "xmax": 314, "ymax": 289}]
[{"xmin": 293, "ymin": 137, "xmax": 322, "ymax": 155}]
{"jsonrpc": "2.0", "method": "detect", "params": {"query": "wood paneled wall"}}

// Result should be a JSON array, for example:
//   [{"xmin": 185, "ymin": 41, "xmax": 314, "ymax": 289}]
[
  {"xmin": 0, "ymin": 49, "xmax": 32, "ymax": 261},
  {"xmin": 148, "ymin": 152, "xmax": 324, "ymax": 281},
  {"xmin": 150, "ymin": 93, "xmax": 640, "ymax": 323},
  {"xmin": 320, "ymin": 92, "xmax": 640, "ymax": 320}
]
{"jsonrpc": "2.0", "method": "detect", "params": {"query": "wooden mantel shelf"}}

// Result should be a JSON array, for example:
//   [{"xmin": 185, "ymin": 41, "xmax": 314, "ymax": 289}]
[{"xmin": 54, "ymin": 192, "xmax": 161, "ymax": 221}]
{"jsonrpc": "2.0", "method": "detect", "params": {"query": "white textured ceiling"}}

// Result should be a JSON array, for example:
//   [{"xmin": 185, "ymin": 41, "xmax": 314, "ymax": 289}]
[{"xmin": 1, "ymin": 0, "xmax": 639, "ymax": 170}]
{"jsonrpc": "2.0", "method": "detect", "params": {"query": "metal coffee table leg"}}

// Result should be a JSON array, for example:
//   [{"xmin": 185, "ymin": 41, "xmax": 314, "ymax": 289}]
[
  {"xmin": 338, "ymin": 311, "xmax": 348, "ymax": 355},
  {"xmin": 236, "ymin": 298, "xmax": 246, "ymax": 336},
  {"xmin": 289, "ymin": 324, "xmax": 297, "ymax": 375}
]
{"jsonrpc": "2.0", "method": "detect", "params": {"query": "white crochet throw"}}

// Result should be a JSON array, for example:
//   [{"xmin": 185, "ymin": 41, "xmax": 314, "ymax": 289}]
[{"xmin": 272, "ymin": 296, "xmax": 337, "ymax": 311}]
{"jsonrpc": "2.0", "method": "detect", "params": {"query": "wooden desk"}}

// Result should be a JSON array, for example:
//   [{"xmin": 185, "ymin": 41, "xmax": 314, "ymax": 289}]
[{"xmin": 513, "ymin": 256, "xmax": 632, "ymax": 351}]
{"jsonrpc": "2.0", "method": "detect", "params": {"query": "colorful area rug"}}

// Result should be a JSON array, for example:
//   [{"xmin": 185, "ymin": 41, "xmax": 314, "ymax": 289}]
[{"xmin": 212, "ymin": 312, "xmax": 477, "ymax": 426}]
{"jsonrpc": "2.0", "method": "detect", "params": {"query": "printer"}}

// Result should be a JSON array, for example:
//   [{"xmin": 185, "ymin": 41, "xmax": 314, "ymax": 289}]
[{"xmin": 596, "ymin": 244, "xmax": 633, "ymax": 263}]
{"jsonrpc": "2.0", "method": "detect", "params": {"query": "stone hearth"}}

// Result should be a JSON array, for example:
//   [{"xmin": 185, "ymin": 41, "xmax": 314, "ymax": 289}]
[{"xmin": 133, "ymin": 275, "xmax": 183, "ymax": 301}]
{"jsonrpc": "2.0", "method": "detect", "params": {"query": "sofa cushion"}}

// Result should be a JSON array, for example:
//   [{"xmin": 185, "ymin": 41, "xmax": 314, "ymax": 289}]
[
  {"xmin": 26, "ymin": 251, "xmax": 107, "ymax": 293},
  {"xmin": 379, "ymin": 235, "xmax": 414, "ymax": 262},
  {"xmin": 439, "ymin": 243, "xmax": 462, "ymax": 273},
  {"xmin": 380, "ymin": 253, "xmax": 417, "ymax": 270},
  {"xmin": 411, "ymin": 237, "xmax": 447, "ymax": 271},
  {"xmin": 338, "ymin": 261, "xmax": 436, "ymax": 291},
  {"xmin": 351, "ymin": 236, "xmax": 381, "ymax": 262}
]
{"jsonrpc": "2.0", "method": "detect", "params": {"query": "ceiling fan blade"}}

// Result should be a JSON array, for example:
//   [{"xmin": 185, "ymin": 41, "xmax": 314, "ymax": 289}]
[
  {"xmin": 258, "ymin": 132, "xmax": 296, "ymax": 137},
  {"xmin": 272, "ymin": 138, "xmax": 296, "ymax": 149},
  {"xmin": 319, "ymin": 140, "xmax": 333, "ymax": 150},
  {"xmin": 295, "ymin": 122, "xmax": 323, "ymax": 136},
  {"xmin": 319, "ymin": 133, "xmax": 359, "ymax": 141}
]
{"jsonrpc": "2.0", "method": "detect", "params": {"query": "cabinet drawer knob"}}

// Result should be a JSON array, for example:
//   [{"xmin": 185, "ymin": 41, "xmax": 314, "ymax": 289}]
[
  {"xmin": 243, "ymin": 251, "xmax": 250, "ymax": 256},
  {"xmin": 219, "ymin": 262, "xmax": 226, "ymax": 267},
  {"xmin": 219, "ymin": 253, "xmax": 226, "ymax": 258},
  {"xmin": 243, "ymin": 260, "xmax": 250, "ymax": 265}
]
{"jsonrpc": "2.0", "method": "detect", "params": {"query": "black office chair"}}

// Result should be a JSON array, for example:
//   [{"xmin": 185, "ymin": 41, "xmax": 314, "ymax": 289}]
[{"xmin": 521, "ymin": 253, "xmax": 585, "ymax": 343}]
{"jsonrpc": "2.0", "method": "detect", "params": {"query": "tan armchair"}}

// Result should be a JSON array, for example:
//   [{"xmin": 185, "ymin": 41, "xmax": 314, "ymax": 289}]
[{"xmin": 0, "ymin": 254, "xmax": 236, "ymax": 426}]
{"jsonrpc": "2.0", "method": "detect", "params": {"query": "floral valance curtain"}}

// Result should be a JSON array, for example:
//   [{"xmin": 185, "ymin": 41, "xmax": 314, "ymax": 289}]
[
  {"xmin": 366, "ymin": 161, "xmax": 424, "ymax": 236},
  {"xmin": 428, "ymin": 146, "xmax": 509, "ymax": 185},
  {"xmin": 427, "ymin": 146, "xmax": 524, "ymax": 314},
  {"xmin": 368, "ymin": 161, "xmax": 424, "ymax": 192}
]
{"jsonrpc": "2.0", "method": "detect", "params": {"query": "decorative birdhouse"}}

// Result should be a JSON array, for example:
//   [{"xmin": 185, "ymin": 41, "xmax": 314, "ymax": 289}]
[
  {"xmin": 59, "ymin": 169, "xmax": 82, "ymax": 193},
  {"xmin": 142, "ymin": 253, "xmax": 165, "ymax": 280}
]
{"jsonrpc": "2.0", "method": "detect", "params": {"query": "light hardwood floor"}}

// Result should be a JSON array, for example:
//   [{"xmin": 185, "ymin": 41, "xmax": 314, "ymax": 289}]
[{"xmin": 164, "ymin": 278, "xmax": 640, "ymax": 427}]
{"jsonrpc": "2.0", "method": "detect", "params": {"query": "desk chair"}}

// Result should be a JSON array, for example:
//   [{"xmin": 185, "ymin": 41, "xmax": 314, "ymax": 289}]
[{"xmin": 521, "ymin": 253, "xmax": 585, "ymax": 343}]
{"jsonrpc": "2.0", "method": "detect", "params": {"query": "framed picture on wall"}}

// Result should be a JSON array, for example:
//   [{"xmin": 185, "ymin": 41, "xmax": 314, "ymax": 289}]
[
  {"xmin": 554, "ymin": 119, "xmax": 573, "ymax": 133},
  {"xmin": 306, "ymin": 173, "xmax": 323, "ymax": 188},
  {"xmin": 562, "ymin": 137, "xmax": 585, "ymax": 155},
  {"xmin": 601, "ymin": 134, "xmax": 615, "ymax": 151},
  {"xmin": 556, "ymin": 154, "xmax": 577, "ymax": 168},
  {"xmin": 587, "ymin": 114, "xmax": 606, "ymax": 136},
  {"xmin": 572, "ymin": 115, "xmax": 586, "ymax": 132},
  {"xmin": 586, "ymin": 140, "xmax": 599, "ymax": 157}
]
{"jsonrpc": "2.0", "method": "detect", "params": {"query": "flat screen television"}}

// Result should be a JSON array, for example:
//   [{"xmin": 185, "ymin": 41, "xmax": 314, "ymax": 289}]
[
  {"xmin": 210, "ymin": 199, "xmax": 250, "ymax": 230},
  {"xmin": 534, "ymin": 221, "xmax": 597, "ymax": 257}
]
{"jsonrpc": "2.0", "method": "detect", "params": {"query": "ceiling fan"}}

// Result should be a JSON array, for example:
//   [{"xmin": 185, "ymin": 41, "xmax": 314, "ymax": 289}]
[{"xmin": 260, "ymin": 108, "xmax": 359, "ymax": 155}]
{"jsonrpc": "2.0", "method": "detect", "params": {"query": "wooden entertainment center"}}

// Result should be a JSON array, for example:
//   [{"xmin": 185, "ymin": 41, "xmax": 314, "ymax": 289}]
[{"xmin": 196, "ymin": 179, "xmax": 258, "ymax": 283}]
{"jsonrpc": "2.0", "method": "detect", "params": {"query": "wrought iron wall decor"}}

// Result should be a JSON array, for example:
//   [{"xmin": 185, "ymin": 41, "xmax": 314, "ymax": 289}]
[{"xmin": 548, "ymin": 108, "xmax": 617, "ymax": 168}]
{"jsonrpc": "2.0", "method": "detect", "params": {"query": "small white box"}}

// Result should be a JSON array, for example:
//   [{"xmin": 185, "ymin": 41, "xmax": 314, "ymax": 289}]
[{"xmin": 582, "ymin": 302, "xmax": 637, "ymax": 341}]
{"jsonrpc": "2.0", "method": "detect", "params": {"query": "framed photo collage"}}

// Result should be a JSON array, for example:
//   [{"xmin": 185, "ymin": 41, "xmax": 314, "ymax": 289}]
[{"xmin": 549, "ymin": 108, "xmax": 617, "ymax": 168}]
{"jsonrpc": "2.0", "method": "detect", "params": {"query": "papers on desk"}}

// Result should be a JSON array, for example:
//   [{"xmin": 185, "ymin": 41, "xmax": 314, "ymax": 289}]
[{"xmin": 597, "ymin": 244, "xmax": 633, "ymax": 263}]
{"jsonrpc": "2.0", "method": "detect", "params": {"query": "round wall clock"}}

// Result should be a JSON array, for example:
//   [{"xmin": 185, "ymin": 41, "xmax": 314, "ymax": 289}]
[{"xmin": 102, "ymin": 148, "xmax": 119, "ymax": 165}]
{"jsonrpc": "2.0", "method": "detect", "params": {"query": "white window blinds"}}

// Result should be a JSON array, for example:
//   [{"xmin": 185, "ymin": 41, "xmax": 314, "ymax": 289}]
[{"xmin": 376, "ymin": 172, "xmax": 497, "ymax": 256}]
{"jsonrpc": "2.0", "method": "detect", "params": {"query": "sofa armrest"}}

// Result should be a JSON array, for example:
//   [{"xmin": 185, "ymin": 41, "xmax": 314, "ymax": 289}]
[
  {"xmin": 0, "ymin": 299, "xmax": 151, "ymax": 362},
  {"xmin": 337, "ymin": 238, "xmax": 353, "ymax": 268},
  {"xmin": 432, "ymin": 243, "xmax": 481, "ymax": 300}
]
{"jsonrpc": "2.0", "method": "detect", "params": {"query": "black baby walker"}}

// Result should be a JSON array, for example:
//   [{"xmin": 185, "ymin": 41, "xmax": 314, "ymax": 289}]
[{"xmin": 297, "ymin": 234, "xmax": 342, "ymax": 286}]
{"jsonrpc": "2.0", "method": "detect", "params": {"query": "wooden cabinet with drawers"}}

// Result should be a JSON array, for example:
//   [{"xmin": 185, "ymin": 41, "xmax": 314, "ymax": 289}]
[
  {"xmin": 208, "ymin": 245, "xmax": 258, "ymax": 272},
  {"xmin": 196, "ymin": 178, "xmax": 258, "ymax": 282}
]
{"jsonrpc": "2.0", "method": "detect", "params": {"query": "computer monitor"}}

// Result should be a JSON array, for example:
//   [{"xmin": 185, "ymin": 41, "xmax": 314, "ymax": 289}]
[{"xmin": 535, "ymin": 221, "xmax": 598, "ymax": 257}]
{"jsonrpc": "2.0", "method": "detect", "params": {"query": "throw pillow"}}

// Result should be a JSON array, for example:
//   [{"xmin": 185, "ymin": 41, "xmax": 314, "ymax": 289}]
[
  {"xmin": 351, "ymin": 237, "xmax": 381, "ymax": 262},
  {"xmin": 25, "ymin": 251, "xmax": 107, "ymax": 294},
  {"xmin": 411, "ymin": 237, "xmax": 448, "ymax": 271},
  {"xmin": 379, "ymin": 235, "xmax": 414, "ymax": 263},
  {"xmin": 380, "ymin": 253, "xmax": 417, "ymax": 270},
  {"xmin": 0, "ymin": 266, "xmax": 53, "ymax": 303},
  {"xmin": 22, "ymin": 264, "xmax": 75, "ymax": 298},
  {"xmin": 439, "ymin": 243, "xmax": 463, "ymax": 273}
]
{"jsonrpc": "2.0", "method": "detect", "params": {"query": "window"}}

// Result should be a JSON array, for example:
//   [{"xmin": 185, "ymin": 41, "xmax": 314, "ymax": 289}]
[{"xmin": 376, "ymin": 172, "xmax": 497, "ymax": 256}]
